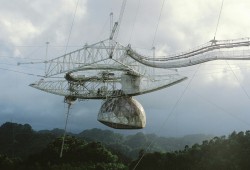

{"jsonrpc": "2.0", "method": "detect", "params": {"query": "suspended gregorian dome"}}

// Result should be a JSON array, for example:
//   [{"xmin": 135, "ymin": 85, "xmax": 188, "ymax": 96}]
[{"xmin": 97, "ymin": 97, "xmax": 146, "ymax": 129}]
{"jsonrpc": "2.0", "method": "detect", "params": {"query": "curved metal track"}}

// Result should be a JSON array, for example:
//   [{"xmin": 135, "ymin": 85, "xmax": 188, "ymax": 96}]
[{"xmin": 126, "ymin": 37, "xmax": 250, "ymax": 68}]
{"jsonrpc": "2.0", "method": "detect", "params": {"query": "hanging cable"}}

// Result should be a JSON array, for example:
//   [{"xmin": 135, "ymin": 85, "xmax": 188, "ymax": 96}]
[
  {"xmin": 0, "ymin": 67, "xmax": 44, "ymax": 77},
  {"xmin": 60, "ymin": 103, "xmax": 71, "ymax": 158},
  {"xmin": 1, "ymin": 55, "xmax": 44, "ymax": 61},
  {"xmin": 226, "ymin": 61, "xmax": 250, "ymax": 100},
  {"xmin": 214, "ymin": 0, "xmax": 225, "ymax": 40},
  {"xmin": 128, "ymin": 0, "xmax": 141, "ymax": 43},
  {"xmin": 64, "ymin": 0, "xmax": 80, "ymax": 54},
  {"xmin": 132, "ymin": 64, "xmax": 201, "ymax": 170},
  {"xmin": 113, "ymin": 0, "xmax": 127, "ymax": 41},
  {"xmin": 152, "ymin": 0, "xmax": 166, "ymax": 48},
  {"xmin": 190, "ymin": 89, "xmax": 250, "ymax": 128},
  {"xmin": 45, "ymin": 42, "xmax": 49, "ymax": 77},
  {"xmin": 95, "ymin": 14, "xmax": 110, "ymax": 42},
  {"xmin": 59, "ymin": 0, "xmax": 80, "ymax": 158},
  {"xmin": 109, "ymin": 0, "xmax": 127, "ymax": 59}
]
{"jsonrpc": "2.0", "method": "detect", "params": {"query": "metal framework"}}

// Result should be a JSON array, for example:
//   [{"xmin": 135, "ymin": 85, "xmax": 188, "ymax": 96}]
[
  {"xmin": 31, "ymin": 39, "xmax": 187, "ymax": 99},
  {"xmin": 28, "ymin": 9, "xmax": 250, "ymax": 130},
  {"xmin": 127, "ymin": 37, "xmax": 250, "ymax": 68},
  {"xmin": 31, "ymin": 37, "xmax": 250, "ymax": 100}
]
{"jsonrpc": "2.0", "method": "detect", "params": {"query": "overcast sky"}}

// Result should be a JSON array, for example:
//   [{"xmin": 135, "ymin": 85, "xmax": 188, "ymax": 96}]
[{"xmin": 1, "ymin": 0, "xmax": 250, "ymax": 137}]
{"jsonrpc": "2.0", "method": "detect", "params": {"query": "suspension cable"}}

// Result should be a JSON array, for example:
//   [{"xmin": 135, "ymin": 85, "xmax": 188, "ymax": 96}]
[
  {"xmin": 129, "ymin": 0, "xmax": 141, "ymax": 43},
  {"xmin": 0, "ymin": 67, "xmax": 44, "ymax": 77},
  {"xmin": 45, "ymin": 42, "xmax": 49, "ymax": 77},
  {"xmin": 226, "ymin": 60, "xmax": 250, "ymax": 100},
  {"xmin": 214, "ymin": 0, "xmax": 225, "ymax": 40},
  {"xmin": 64, "ymin": 0, "xmax": 80, "ymax": 54},
  {"xmin": 113, "ymin": 0, "xmax": 127, "ymax": 41},
  {"xmin": 190, "ymin": 89, "xmax": 250, "ymax": 128},
  {"xmin": 60, "ymin": 103, "xmax": 71, "ymax": 158},
  {"xmin": 59, "ymin": 0, "xmax": 80, "ymax": 158},
  {"xmin": 132, "ymin": 64, "xmax": 201, "ymax": 170},
  {"xmin": 152, "ymin": 0, "xmax": 166, "ymax": 48}
]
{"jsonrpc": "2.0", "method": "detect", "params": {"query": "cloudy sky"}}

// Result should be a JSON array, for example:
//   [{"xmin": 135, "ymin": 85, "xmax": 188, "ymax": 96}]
[{"xmin": 1, "ymin": 0, "xmax": 250, "ymax": 137}]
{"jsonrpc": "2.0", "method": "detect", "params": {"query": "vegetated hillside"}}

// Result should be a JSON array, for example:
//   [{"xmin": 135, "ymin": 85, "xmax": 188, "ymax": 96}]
[
  {"xmin": 0, "ymin": 122, "xmax": 213, "ymax": 160},
  {"xmin": 129, "ymin": 131, "xmax": 250, "ymax": 170},
  {"xmin": 0, "ymin": 122, "xmax": 57, "ymax": 158},
  {"xmin": 0, "ymin": 122, "xmax": 76, "ymax": 159},
  {"xmin": 1, "ymin": 122, "xmax": 250, "ymax": 170},
  {"xmin": 78, "ymin": 128, "xmax": 214, "ymax": 159},
  {"xmin": 0, "ymin": 135, "xmax": 127, "ymax": 170},
  {"xmin": 26, "ymin": 136, "xmax": 126, "ymax": 170}
]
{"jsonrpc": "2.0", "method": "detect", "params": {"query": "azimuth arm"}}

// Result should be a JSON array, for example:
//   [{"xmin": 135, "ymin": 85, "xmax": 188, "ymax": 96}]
[{"xmin": 126, "ymin": 38, "xmax": 250, "ymax": 68}]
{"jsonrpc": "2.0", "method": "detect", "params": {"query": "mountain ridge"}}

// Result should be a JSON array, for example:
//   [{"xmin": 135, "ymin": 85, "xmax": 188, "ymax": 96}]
[{"xmin": 0, "ymin": 122, "xmax": 214, "ymax": 159}]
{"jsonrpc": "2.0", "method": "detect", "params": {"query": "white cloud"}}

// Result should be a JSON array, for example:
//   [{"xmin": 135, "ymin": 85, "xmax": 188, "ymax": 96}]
[
  {"xmin": 1, "ymin": 0, "xmax": 250, "ymax": 136},
  {"xmin": 1, "ymin": 18, "xmax": 41, "ymax": 44},
  {"xmin": 195, "ymin": 61, "xmax": 244, "ymax": 88}
]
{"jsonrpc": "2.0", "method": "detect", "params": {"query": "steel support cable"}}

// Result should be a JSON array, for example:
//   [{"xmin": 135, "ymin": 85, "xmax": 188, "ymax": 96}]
[
  {"xmin": 96, "ymin": 15, "xmax": 110, "ymax": 42},
  {"xmin": 64, "ymin": 0, "xmax": 80, "ymax": 54},
  {"xmin": 0, "ymin": 67, "xmax": 44, "ymax": 77},
  {"xmin": 178, "ymin": 66, "xmax": 250, "ymax": 76},
  {"xmin": 17, "ymin": 1, "xmax": 81, "ymax": 72},
  {"xmin": 45, "ymin": 42, "xmax": 49, "ymax": 76},
  {"xmin": 113, "ymin": 0, "xmax": 127, "ymax": 41},
  {"xmin": 108, "ymin": 0, "xmax": 127, "ymax": 58},
  {"xmin": 1, "ymin": 62, "xmax": 44, "ymax": 71},
  {"xmin": 189, "ymin": 89, "xmax": 250, "ymax": 128},
  {"xmin": 152, "ymin": 0, "xmax": 166, "ymax": 48},
  {"xmin": 214, "ymin": 0, "xmax": 225, "ymax": 40},
  {"xmin": 1, "ymin": 55, "xmax": 44, "ymax": 61},
  {"xmin": 132, "ymin": 64, "xmax": 201, "ymax": 170},
  {"xmin": 59, "ymin": 0, "xmax": 80, "ymax": 158},
  {"xmin": 225, "ymin": 60, "xmax": 250, "ymax": 100},
  {"xmin": 128, "ymin": 0, "xmax": 141, "ymax": 43},
  {"xmin": 60, "ymin": 103, "xmax": 71, "ymax": 158},
  {"xmin": 0, "ymin": 62, "xmax": 18, "ymax": 67}
]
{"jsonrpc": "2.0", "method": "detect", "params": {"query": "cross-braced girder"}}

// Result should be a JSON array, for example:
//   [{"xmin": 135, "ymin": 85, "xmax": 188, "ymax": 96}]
[
  {"xmin": 126, "ymin": 37, "xmax": 250, "ymax": 68},
  {"xmin": 45, "ymin": 39, "xmax": 130, "ymax": 77}
]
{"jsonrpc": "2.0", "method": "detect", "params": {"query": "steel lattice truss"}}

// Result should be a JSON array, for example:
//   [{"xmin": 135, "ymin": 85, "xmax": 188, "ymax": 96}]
[
  {"xmin": 31, "ymin": 39, "xmax": 186, "ymax": 99},
  {"xmin": 29, "ymin": 36, "xmax": 250, "ymax": 129},
  {"xmin": 127, "ymin": 37, "xmax": 250, "ymax": 68},
  {"xmin": 31, "ymin": 37, "xmax": 250, "ymax": 100}
]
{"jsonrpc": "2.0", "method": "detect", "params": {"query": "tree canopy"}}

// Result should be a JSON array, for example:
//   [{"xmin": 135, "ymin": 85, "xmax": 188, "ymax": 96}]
[
  {"xmin": 129, "ymin": 131, "xmax": 250, "ymax": 170},
  {"xmin": 2, "ymin": 122, "xmax": 250, "ymax": 170}
]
